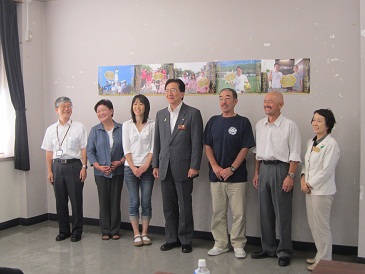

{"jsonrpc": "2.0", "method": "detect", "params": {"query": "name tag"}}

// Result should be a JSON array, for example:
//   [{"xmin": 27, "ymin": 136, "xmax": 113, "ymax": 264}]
[
  {"xmin": 178, "ymin": 125, "xmax": 186, "ymax": 130},
  {"xmin": 56, "ymin": 149, "xmax": 63, "ymax": 156},
  {"xmin": 312, "ymin": 146, "xmax": 320, "ymax": 153}
]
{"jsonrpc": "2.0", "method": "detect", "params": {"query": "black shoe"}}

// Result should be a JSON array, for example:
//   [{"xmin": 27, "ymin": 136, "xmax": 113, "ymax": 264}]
[
  {"xmin": 182, "ymin": 244, "xmax": 193, "ymax": 253},
  {"xmin": 71, "ymin": 234, "xmax": 82, "ymax": 242},
  {"xmin": 278, "ymin": 256, "xmax": 290, "ymax": 267},
  {"xmin": 160, "ymin": 242, "xmax": 181, "ymax": 251},
  {"xmin": 251, "ymin": 249, "xmax": 274, "ymax": 259},
  {"xmin": 55, "ymin": 233, "xmax": 71, "ymax": 241}
]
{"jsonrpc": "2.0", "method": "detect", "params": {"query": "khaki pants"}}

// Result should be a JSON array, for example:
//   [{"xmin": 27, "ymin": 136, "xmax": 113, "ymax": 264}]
[
  {"xmin": 306, "ymin": 194, "xmax": 334, "ymax": 262},
  {"xmin": 210, "ymin": 182, "xmax": 247, "ymax": 249}
]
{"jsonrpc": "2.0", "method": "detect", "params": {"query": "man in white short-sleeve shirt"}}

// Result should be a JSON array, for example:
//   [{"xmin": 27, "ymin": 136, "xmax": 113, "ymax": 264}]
[
  {"xmin": 268, "ymin": 63, "xmax": 283, "ymax": 90},
  {"xmin": 233, "ymin": 66, "xmax": 249, "ymax": 93},
  {"xmin": 251, "ymin": 91, "xmax": 301, "ymax": 267},
  {"xmin": 41, "ymin": 96, "xmax": 87, "ymax": 243}
]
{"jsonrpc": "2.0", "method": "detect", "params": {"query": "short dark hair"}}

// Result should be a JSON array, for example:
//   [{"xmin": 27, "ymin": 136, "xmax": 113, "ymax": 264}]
[
  {"xmin": 236, "ymin": 66, "xmax": 242, "ymax": 70},
  {"xmin": 312, "ymin": 108, "xmax": 336, "ymax": 133},
  {"xmin": 131, "ymin": 94, "xmax": 150, "ymax": 124},
  {"xmin": 165, "ymin": 78, "xmax": 185, "ymax": 93},
  {"xmin": 274, "ymin": 63, "xmax": 280, "ymax": 67},
  {"xmin": 94, "ymin": 99, "xmax": 114, "ymax": 117},
  {"xmin": 219, "ymin": 88, "xmax": 237, "ymax": 99}
]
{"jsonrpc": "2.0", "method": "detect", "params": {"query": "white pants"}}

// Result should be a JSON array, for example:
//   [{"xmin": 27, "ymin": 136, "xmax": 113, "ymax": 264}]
[{"xmin": 306, "ymin": 194, "xmax": 334, "ymax": 262}]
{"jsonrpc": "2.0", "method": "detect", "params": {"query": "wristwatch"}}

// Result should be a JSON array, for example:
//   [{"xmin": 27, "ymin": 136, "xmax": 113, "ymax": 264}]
[
  {"xmin": 230, "ymin": 166, "xmax": 237, "ymax": 172},
  {"xmin": 82, "ymin": 165, "xmax": 88, "ymax": 169},
  {"xmin": 287, "ymin": 173, "xmax": 295, "ymax": 178}
]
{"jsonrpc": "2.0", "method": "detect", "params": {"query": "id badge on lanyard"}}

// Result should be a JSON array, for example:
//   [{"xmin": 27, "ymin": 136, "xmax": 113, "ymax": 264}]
[{"xmin": 56, "ymin": 121, "xmax": 72, "ymax": 157}]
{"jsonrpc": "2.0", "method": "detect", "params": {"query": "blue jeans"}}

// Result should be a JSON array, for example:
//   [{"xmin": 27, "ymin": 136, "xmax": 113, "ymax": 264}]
[{"xmin": 124, "ymin": 166, "xmax": 154, "ymax": 219}]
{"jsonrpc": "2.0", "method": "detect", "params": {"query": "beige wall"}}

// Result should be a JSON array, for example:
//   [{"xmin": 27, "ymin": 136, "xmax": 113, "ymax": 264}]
[
  {"xmin": 359, "ymin": 0, "xmax": 365, "ymax": 258},
  {"xmin": 0, "ymin": 159, "xmax": 20, "ymax": 222},
  {"xmin": 0, "ymin": 0, "xmax": 361, "ymax": 247}
]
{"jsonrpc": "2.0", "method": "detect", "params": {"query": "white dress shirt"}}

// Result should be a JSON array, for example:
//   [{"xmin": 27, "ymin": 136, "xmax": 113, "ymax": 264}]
[
  {"xmin": 41, "ymin": 119, "xmax": 87, "ymax": 159},
  {"xmin": 168, "ymin": 101, "xmax": 183, "ymax": 133},
  {"xmin": 254, "ymin": 114, "xmax": 301, "ymax": 163}
]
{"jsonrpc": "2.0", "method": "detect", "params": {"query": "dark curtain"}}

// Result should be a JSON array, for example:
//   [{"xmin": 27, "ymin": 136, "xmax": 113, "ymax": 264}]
[{"xmin": 0, "ymin": 0, "xmax": 30, "ymax": 171}]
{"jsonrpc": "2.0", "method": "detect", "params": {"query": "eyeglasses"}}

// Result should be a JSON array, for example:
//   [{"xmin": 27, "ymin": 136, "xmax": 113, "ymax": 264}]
[
  {"xmin": 219, "ymin": 97, "xmax": 233, "ymax": 102},
  {"xmin": 58, "ymin": 104, "xmax": 73, "ymax": 110},
  {"xmin": 165, "ymin": 88, "xmax": 179, "ymax": 93}
]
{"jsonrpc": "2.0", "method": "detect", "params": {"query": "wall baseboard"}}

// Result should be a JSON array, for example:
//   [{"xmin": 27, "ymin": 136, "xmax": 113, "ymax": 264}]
[
  {"xmin": 0, "ymin": 218, "xmax": 19, "ymax": 231},
  {"xmin": 19, "ymin": 214, "xmax": 48, "ymax": 226},
  {"xmin": 0, "ymin": 214, "xmax": 358, "ymax": 256},
  {"xmin": 0, "ymin": 214, "xmax": 48, "ymax": 230},
  {"xmin": 357, "ymin": 257, "xmax": 365, "ymax": 264}
]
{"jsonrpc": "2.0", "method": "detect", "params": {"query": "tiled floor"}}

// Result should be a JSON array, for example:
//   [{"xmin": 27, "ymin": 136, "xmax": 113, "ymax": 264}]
[{"xmin": 0, "ymin": 221, "xmax": 358, "ymax": 274}]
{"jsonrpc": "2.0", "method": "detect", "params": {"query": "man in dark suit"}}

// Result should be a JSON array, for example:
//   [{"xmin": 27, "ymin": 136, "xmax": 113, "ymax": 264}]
[{"xmin": 152, "ymin": 78, "xmax": 203, "ymax": 253}]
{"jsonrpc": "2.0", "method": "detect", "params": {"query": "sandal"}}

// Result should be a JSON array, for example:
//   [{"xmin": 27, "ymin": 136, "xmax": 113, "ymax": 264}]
[
  {"xmin": 102, "ymin": 234, "xmax": 110, "ymax": 240},
  {"xmin": 112, "ymin": 234, "xmax": 120, "ymax": 240},
  {"xmin": 141, "ymin": 234, "xmax": 152, "ymax": 245},
  {"xmin": 133, "ymin": 235, "xmax": 143, "ymax": 247}
]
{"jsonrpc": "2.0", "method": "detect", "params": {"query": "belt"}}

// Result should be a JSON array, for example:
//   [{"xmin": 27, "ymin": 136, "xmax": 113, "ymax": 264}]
[
  {"xmin": 261, "ymin": 160, "xmax": 285, "ymax": 165},
  {"xmin": 54, "ymin": 158, "xmax": 80, "ymax": 164}
]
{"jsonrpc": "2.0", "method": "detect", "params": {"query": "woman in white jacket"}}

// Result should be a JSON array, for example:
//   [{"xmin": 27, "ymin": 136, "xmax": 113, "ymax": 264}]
[{"xmin": 301, "ymin": 109, "xmax": 340, "ymax": 271}]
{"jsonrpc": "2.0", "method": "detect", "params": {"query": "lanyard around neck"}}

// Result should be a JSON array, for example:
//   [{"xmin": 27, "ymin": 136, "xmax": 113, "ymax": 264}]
[{"xmin": 57, "ymin": 121, "xmax": 72, "ymax": 149}]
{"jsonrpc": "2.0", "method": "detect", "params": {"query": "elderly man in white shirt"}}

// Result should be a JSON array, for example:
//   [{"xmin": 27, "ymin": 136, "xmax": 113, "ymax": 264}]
[
  {"xmin": 251, "ymin": 91, "xmax": 301, "ymax": 267},
  {"xmin": 41, "ymin": 97, "xmax": 87, "ymax": 243}
]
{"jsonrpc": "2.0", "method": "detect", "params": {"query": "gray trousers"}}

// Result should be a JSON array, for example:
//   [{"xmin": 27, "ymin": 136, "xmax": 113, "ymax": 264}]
[
  {"xmin": 52, "ymin": 160, "xmax": 84, "ymax": 236},
  {"xmin": 161, "ymin": 166, "xmax": 194, "ymax": 245},
  {"xmin": 258, "ymin": 162, "xmax": 293, "ymax": 257},
  {"xmin": 94, "ymin": 175, "xmax": 123, "ymax": 235}
]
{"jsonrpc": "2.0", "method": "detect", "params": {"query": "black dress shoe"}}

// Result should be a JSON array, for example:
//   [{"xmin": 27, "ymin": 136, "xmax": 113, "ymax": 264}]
[
  {"xmin": 181, "ymin": 244, "xmax": 192, "ymax": 253},
  {"xmin": 55, "ymin": 233, "xmax": 71, "ymax": 241},
  {"xmin": 278, "ymin": 256, "xmax": 290, "ymax": 267},
  {"xmin": 251, "ymin": 249, "xmax": 274, "ymax": 259},
  {"xmin": 71, "ymin": 234, "xmax": 82, "ymax": 242},
  {"xmin": 160, "ymin": 242, "xmax": 181, "ymax": 251}
]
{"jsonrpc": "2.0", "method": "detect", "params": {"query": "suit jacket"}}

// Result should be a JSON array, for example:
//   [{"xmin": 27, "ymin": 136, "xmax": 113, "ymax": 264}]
[
  {"xmin": 301, "ymin": 134, "xmax": 340, "ymax": 195},
  {"xmin": 152, "ymin": 102, "xmax": 203, "ymax": 181}
]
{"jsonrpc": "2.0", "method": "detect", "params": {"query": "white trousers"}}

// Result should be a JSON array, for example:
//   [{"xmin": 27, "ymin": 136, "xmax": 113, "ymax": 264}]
[{"xmin": 306, "ymin": 194, "xmax": 334, "ymax": 262}]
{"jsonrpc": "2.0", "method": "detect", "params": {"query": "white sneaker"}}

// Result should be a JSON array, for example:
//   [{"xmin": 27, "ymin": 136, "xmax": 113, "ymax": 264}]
[
  {"xmin": 234, "ymin": 248, "xmax": 246, "ymax": 259},
  {"xmin": 208, "ymin": 246, "xmax": 229, "ymax": 256}
]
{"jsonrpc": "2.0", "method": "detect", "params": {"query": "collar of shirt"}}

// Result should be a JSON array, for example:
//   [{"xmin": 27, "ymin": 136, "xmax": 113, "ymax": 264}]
[
  {"xmin": 168, "ymin": 101, "xmax": 183, "ymax": 114},
  {"xmin": 264, "ymin": 114, "xmax": 283, "ymax": 126},
  {"xmin": 95, "ymin": 120, "xmax": 121, "ymax": 131},
  {"xmin": 57, "ymin": 119, "xmax": 72, "ymax": 126},
  {"xmin": 168, "ymin": 102, "xmax": 183, "ymax": 133},
  {"xmin": 312, "ymin": 134, "xmax": 328, "ymax": 146}
]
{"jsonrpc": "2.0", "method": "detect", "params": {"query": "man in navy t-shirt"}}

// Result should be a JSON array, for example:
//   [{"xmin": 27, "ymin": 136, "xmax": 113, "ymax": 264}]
[{"xmin": 203, "ymin": 88, "xmax": 255, "ymax": 259}]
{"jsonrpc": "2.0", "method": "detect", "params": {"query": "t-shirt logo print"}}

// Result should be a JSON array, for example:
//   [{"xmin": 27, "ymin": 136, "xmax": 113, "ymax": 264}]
[{"xmin": 228, "ymin": 127, "xmax": 237, "ymax": 135}]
